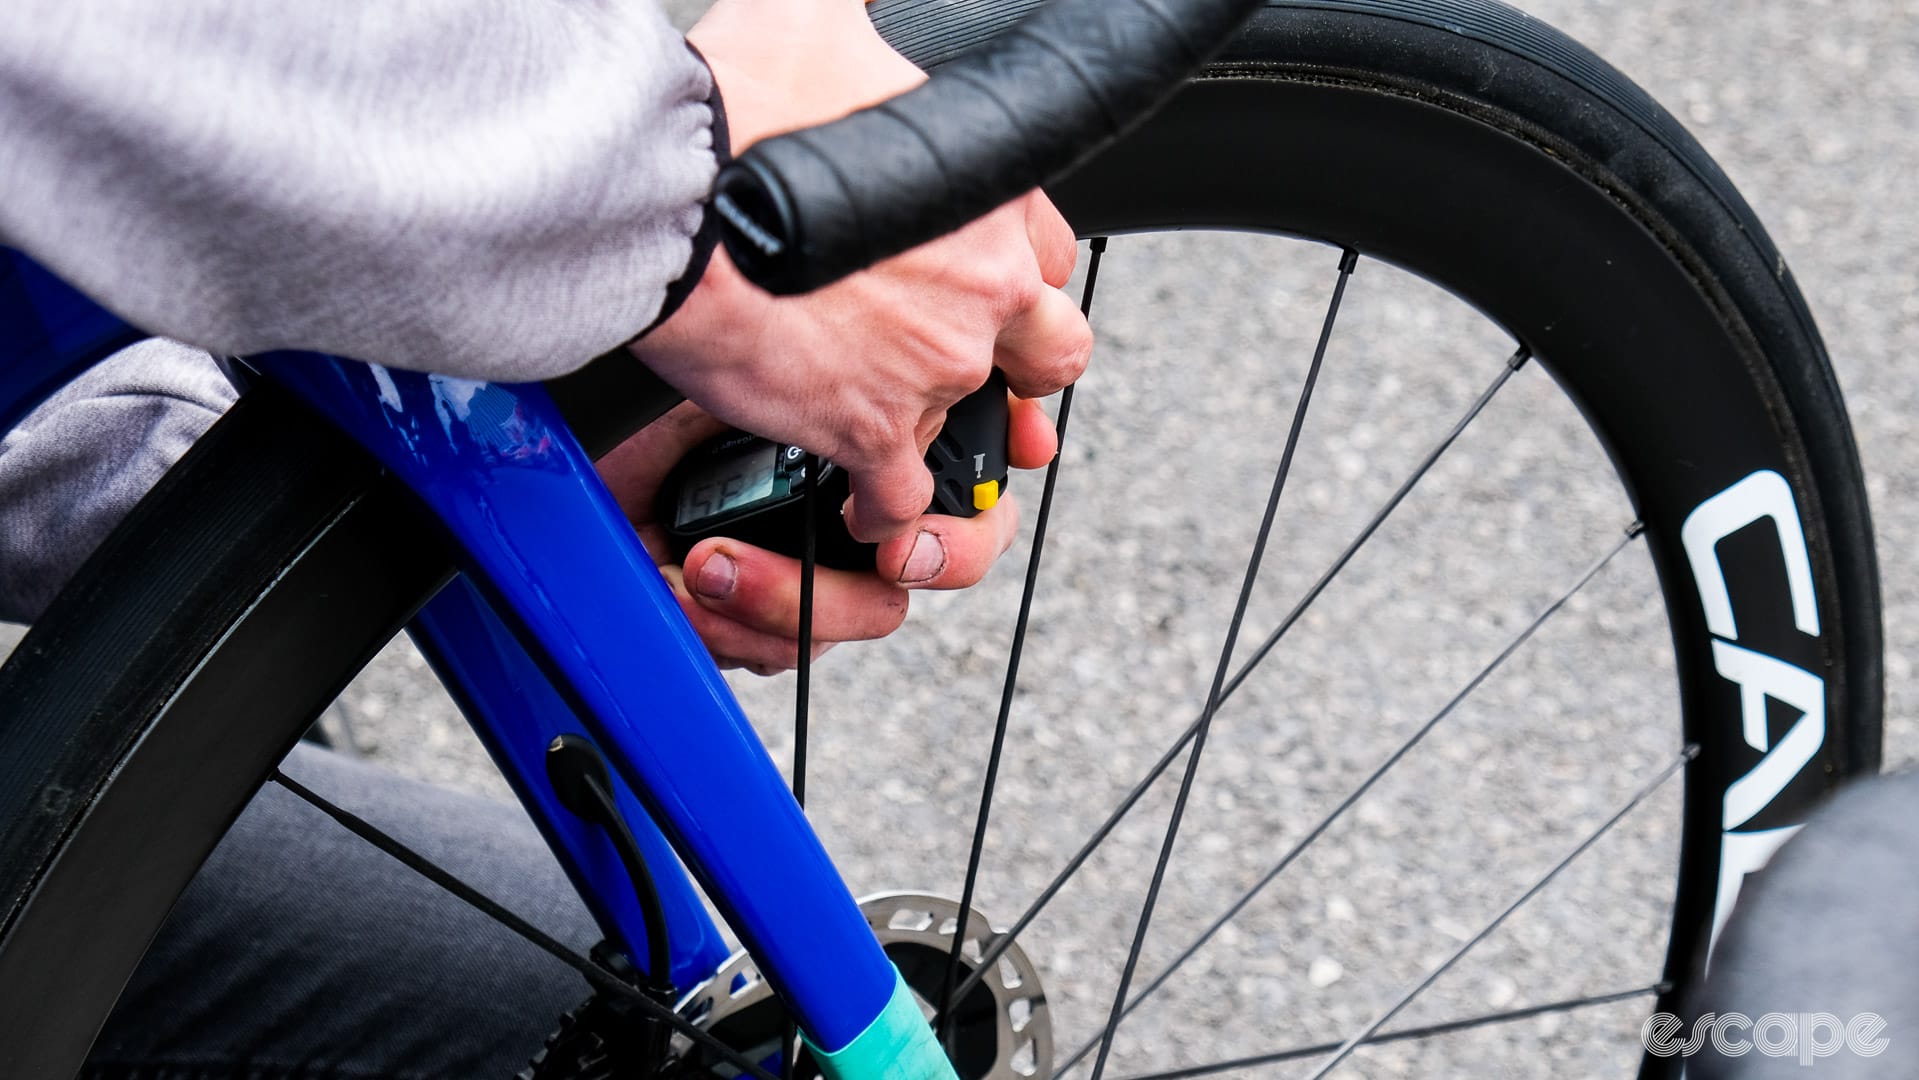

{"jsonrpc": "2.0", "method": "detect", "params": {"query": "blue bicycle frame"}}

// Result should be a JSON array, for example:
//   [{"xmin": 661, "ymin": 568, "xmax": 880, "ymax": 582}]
[{"xmin": 1, "ymin": 248, "xmax": 956, "ymax": 1080}]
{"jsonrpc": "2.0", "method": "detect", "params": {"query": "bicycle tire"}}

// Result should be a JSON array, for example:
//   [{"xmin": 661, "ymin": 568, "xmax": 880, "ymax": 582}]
[{"xmin": 0, "ymin": 1, "xmax": 1879, "ymax": 1076}]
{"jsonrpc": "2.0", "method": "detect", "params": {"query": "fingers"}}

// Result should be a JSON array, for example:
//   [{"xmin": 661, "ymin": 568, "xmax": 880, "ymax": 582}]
[
  {"xmin": 848, "ymin": 390, "xmax": 1050, "ymax": 571},
  {"xmin": 874, "ymin": 494, "xmax": 1022, "ymax": 590},
  {"xmin": 1007, "ymin": 393, "xmax": 1058, "ymax": 471},
  {"xmin": 663, "ymin": 541, "xmax": 911, "ymax": 674},
  {"xmin": 1024, "ymin": 193, "xmax": 1079, "ymax": 288},
  {"xmin": 683, "ymin": 541, "xmax": 910, "ymax": 640},
  {"xmin": 842, "ymin": 450, "xmax": 936, "ymax": 543},
  {"xmin": 672, "ymin": 495, "xmax": 1021, "ymax": 671},
  {"xmin": 995, "ymin": 284, "xmax": 1093, "ymax": 400},
  {"xmin": 669, "ymin": 580, "xmax": 832, "ymax": 673}
]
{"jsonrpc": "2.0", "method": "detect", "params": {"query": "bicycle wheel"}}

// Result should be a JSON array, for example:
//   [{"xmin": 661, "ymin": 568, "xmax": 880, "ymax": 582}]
[{"xmin": 0, "ymin": 1, "xmax": 1879, "ymax": 1077}]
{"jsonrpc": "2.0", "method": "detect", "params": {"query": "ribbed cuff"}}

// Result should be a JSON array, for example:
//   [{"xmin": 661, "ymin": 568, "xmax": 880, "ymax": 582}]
[{"xmin": 639, "ymin": 40, "xmax": 732, "ymax": 338}]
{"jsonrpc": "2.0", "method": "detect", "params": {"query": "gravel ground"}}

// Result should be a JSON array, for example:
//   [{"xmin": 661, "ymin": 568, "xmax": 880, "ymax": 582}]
[{"xmin": 5, "ymin": 1, "xmax": 1915, "ymax": 1077}]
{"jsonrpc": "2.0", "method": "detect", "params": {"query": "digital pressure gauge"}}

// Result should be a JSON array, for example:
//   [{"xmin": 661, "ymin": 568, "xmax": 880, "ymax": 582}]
[{"xmin": 661, "ymin": 372, "xmax": 1011, "ymax": 570}]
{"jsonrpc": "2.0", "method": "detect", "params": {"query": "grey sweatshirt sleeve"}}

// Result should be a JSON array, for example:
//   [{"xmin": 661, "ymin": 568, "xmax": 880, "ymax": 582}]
[
  {"xmin": 0, "ymin": 342, "xmax": 236, "ymax": 624},
  {"xmin": 1, "ymin": 1, "xmax": 727, "ymax": 622},
  {"xmin": 0, "ymin": 0, "xmax": 720, "ymax": 380}
]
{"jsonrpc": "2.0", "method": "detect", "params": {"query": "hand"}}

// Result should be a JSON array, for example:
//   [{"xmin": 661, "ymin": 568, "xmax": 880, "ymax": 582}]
[
  {"xmin": 630, "ymin": 0, "xmax": 1092, "ymax": 546},
  {"xmin": 596, "ymin": 396, "xmax": 1062, "ymax": 674}
]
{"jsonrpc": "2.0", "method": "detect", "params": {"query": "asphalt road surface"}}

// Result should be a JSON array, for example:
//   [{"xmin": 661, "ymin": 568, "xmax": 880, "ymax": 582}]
[{"xmin": 5, "ymin": 1, "xmax": 1914, "ymax": 1076}]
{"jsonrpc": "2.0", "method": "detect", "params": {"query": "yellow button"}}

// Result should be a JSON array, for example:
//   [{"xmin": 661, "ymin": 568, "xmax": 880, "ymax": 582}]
[{"xmin": 972, "ymin": 480, "xmax": 1000, "ymax": 512}]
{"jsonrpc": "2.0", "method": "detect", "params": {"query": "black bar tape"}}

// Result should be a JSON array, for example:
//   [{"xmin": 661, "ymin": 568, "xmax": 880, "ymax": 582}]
[{"xmin": 715, "ymin": 0, "xmax": 1266, "ymax": 294}]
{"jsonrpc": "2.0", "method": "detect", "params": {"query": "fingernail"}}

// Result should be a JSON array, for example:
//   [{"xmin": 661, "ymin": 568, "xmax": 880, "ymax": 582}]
[
  {"xmin": 900, "ymin": 531, "xmax": 945, "ymax": 584},
  {"xmin": 694, "ymin": 552, "xmax": 737, "ymax": 599}
]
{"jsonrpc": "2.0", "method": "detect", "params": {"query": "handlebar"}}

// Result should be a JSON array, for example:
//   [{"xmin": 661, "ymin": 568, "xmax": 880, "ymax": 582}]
[{"xmin": 712, "ymin": 0, "xmax": 1267, "ymax": 294}]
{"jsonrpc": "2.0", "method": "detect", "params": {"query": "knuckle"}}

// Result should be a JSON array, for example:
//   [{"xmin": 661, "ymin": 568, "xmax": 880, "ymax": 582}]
[
  {"xmin": 1011, "ymin": 324, "xmax": 1091, "ymax": 395},
  {"xmin": 996, "ymin": 270, "xmax": 1043, "ymax": 318},
  {"xmin": 931, "ymin": 350, "xmax": 992, "ymax": 399},
  {"xmin": 932, "ymin": 351, "xmax": 982, "ymax": 393},
  {"xmin": 862, "ymin": 472, "xmax": 930, "ymax": 531},
  {"xmin": 845, "ymin": 408, "xmax": 909, "ymax": 459},
  {"xmin": 904, "ymin": 469, "xmax": 936, "ymax": 509},
  {"xmin": 1058, "ymin": 317, "xmax": 1095, "ymax": 379},
  {"xmin": 974, "ymin": 246, "xmax": 1040, "ymax": 317},
  {"xmin": 1037, "ymin": 317, "xmax": 1092, "ymax": 384}
]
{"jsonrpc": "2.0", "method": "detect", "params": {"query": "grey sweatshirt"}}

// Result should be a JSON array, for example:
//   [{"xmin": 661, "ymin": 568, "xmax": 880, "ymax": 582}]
[{"xmin": 2, "ymin": 0, "xmax": 724, "ymax": 622}]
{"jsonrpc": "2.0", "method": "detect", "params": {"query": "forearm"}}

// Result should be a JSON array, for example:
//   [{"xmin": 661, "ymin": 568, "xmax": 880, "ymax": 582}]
[{"xmin": 0, "ymin": 0, "xmax": 720, "ymax": 381}]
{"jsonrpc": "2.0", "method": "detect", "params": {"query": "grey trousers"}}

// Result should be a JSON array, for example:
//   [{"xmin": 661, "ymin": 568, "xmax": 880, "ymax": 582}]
[
  {"xmin": 82, "ymin": 744, "xmax": 602, "ymax": 1080},
  {"xmin": 1688, "ymin": 769, "xmax": 1919, "ymax": 1077}
]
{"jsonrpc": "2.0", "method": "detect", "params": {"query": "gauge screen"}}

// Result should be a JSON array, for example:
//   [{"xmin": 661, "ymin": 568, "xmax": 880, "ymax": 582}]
[{"xmin": 676, "ymin": 442, "xmax": 779, "ymax": 528}]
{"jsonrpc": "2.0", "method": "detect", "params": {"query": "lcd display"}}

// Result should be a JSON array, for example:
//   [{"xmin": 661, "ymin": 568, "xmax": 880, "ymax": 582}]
[{"xmin": 676, "ymin": 442, "xmax": 779, "ymax": 528}]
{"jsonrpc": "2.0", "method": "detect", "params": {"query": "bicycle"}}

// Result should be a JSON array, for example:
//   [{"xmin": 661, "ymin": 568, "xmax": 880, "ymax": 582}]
[{"xmin": 0, "ymin": 0, "xmax": 1881, "ymax": 1076}]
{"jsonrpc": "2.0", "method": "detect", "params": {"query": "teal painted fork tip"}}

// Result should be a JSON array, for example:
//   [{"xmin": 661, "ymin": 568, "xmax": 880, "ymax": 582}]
[{"xmin": 805, "ymin": 967, "xmax": 960, "ymax": 1080}]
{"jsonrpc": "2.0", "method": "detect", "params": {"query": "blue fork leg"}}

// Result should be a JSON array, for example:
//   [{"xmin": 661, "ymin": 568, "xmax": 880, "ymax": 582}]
[
  {"xmin": 407, "ymin": 577, "xmax": 730, "ymax": 991},
  {"xmin": 253, "ymin": 355, "xmax": 911, "ymax": 1059}
]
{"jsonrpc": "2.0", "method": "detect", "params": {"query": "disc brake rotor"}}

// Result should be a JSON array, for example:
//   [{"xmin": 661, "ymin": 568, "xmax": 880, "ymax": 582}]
[{"xmin": 670, "ymin": 892, "xmax": 1052, "ymax": 1079}]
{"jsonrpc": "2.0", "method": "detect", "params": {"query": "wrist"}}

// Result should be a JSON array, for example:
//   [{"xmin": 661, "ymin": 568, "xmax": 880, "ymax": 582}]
[
  {"xmin": 639, "ymin": 41, "xmax": 734, "ymax": 338},
  {"xmin": 688, "ymin": 0, "xmax": 918, "ymax": 149},
  {"xmin": 627, "ymin": 245, "xmax": 760, "ymax": 395}
]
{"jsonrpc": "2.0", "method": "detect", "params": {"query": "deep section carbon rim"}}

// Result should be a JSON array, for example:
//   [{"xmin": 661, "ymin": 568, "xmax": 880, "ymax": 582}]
[{"xmin": 0, "ymin": 1, "xmax": 1880, "ymax": 1076}]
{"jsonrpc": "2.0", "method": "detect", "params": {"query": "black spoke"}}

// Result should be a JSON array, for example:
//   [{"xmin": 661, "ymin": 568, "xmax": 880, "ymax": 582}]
[
  {"xmin": 1217, "ymin": 346, "xmax": 1529, "ymax": 703},
  {"xmin": 1051, "ymin": 520, "xmax": 1645, "ymax": 1074},
  {"xmin": 935, "ymin": 237, "xmax": 1108, "ymax": 1044},
  {"xmin": 949, "ymin": 344, "xmax": 1527, "ymax": 1007},
  {"xmin": 794, "ymin": 451, "xmax": 818, "ymax": 808},
  {"xmin": 268, "ymin": 770, "xmax": 781, "ymax": 1080},
  {"xmin": 1086, "ymin": 249, "xmax": 1357, "ymax": 1080},
  {"xmin": 1302, "ymin": 744, "xmax": 1700, "ymax": 1080},
  {"xmin": 1107, "ymin": 983, "xmax": 1669, "ymax": 1080},
  {"xmin": 785, "ymin": 454, "xmax": 819, "ymax": 1079}
]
